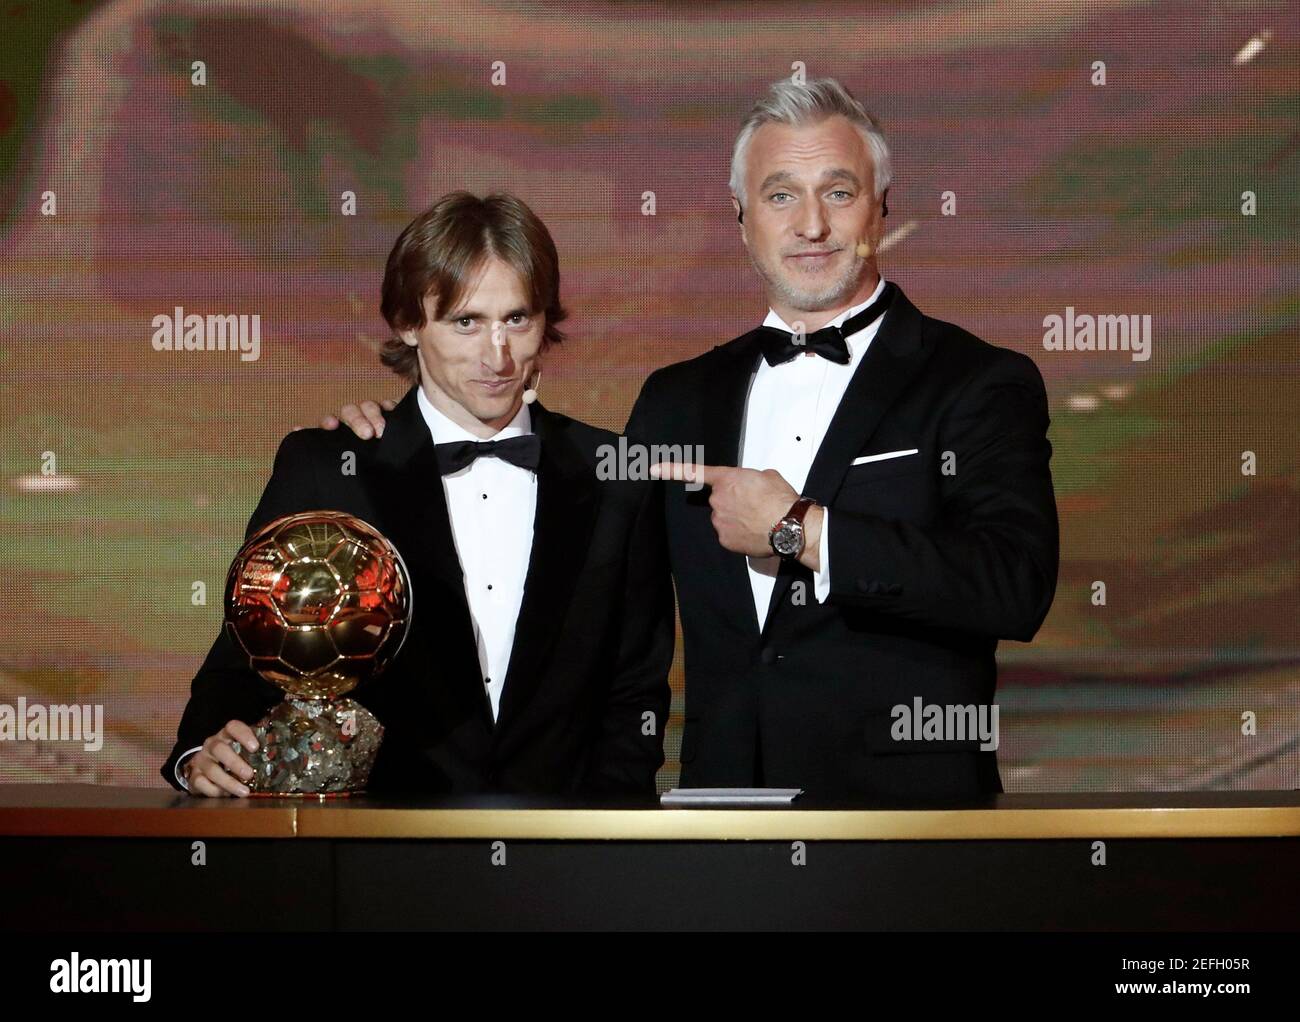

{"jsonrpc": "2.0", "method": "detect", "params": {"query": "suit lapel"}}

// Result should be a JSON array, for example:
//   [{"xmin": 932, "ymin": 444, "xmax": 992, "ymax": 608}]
[
  {"xmin": 763, "ymin": 284, "xmax": 936, "ymax": 628},
  {"xmin": 495, "ymin": 403, "xmax": 600, "ymax": 730},
  {"xmin": 704, "ymin": 331, "xmax": 766, "ymax": 637}
]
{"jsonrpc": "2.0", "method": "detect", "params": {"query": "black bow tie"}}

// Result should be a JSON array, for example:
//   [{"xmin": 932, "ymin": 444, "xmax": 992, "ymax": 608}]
[
  {"xmin": 433, "ymin": 434, "xmax": 541, "ymax": 475},
  {"xmin": 756, "ymin": 281, "xmax": 896, "ymax": 367}
]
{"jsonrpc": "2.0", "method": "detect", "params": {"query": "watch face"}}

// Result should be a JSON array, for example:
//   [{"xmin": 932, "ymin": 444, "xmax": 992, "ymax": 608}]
[{"xmin": 772, "ymin": 521, "xmax": 803, "ymax": 557}]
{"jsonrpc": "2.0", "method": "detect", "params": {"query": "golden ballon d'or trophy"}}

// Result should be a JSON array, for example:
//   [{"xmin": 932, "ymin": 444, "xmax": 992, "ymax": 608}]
[{"xmin": 223, "ymin": 511, "xmax": 412, "ymax": 795}]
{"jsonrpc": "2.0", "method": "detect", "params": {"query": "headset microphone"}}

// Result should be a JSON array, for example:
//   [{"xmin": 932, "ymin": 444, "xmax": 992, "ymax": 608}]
[{"xmin": 522, "ymin": 369, "xmax": 541, "ymax": 405}]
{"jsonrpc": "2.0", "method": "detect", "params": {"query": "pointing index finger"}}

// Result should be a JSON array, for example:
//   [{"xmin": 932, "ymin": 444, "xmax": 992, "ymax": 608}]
[{"xmin": 648, "ymin": 462, "xmax": 724, "ymax": 485}]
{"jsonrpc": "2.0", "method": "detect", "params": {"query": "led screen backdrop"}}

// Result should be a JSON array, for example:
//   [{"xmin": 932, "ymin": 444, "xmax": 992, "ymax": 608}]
[{"xmin": 1, "ymin": 0, "xmax": 1296, "ymax": 792}]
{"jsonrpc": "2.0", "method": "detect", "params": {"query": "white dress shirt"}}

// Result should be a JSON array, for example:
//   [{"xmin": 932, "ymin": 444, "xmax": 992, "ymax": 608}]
[
  {"xmin": 416, "ymin": 387, "xmax": 536, "ymax": 724},
  {"xmin": 175, "ymin": 389, "xmax": 537, "ymax": 791},
  {"xmin": 740, "ymin": 275, "xmax": 889, "ymax": 630}
]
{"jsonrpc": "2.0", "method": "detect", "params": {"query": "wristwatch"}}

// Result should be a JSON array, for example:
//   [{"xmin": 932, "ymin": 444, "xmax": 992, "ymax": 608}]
[{"xmin": 769, "ymin": 496, "xmax": 817, "ymax": 559}]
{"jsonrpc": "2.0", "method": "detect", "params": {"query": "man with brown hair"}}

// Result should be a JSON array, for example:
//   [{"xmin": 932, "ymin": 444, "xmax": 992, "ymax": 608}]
[{"xmin": 162, "ymin": 191, "xmax": 674, "ymax": 797}]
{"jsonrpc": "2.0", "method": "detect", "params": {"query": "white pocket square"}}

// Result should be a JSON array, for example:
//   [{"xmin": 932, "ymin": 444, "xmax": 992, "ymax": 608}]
[{"xmin": 851, "ymin": 448, "xmax": 919, "ymax": 466}]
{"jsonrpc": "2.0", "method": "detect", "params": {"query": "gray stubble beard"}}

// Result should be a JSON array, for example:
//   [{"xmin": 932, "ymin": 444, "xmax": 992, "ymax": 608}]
[{"xmin": 747, "ymin": 244, "xmax": 868, "ymax": 316}]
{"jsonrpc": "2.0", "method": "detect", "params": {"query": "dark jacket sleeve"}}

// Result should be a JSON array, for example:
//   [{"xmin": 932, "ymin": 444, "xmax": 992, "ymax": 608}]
[
  {"xmin": 825, "ymin": 351, "xmax": 1059, "ymax": 641},
  {"xmin": 159, "ymin": 431, "xmax": 322, "ymax": 789},
  {"xmin": 582, "ymin": 375, "xmax": 675, "ymax": 794},
  {"xmin": 582, "ymin": 465, "xmax": 676, "ymax": 796}
]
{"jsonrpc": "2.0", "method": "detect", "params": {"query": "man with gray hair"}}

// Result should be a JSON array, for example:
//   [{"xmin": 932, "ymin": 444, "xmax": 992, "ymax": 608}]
[
  {"xmin": 330, "ymin": 77, "xmax": 1058, "ymax": 799},
  {"xmin": 631, "ymin": 76, "xmax": 1058, "ymax": 798}
]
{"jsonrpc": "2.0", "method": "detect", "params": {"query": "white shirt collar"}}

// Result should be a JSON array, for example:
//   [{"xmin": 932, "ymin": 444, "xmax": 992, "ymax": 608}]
[
  {"xmin": 416, "ymin": 385, "xmax": 533, "ymax": 445},
  {"xmin": 761, "ymin": 275, "xmax": 888, "ymax": 340}
]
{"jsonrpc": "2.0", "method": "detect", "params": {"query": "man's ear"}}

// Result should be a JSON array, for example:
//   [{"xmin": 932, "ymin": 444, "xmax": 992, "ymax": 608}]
[{"xmin": 729, "ymin": 194, "xmax": 746, "ymax": 239}]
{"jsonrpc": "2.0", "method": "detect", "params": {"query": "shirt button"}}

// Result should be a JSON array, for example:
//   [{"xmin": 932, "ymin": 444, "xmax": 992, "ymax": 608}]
[
  {"xmin": 482, "ymin": 493, "xmax": 488, "ymax": 500},
  {"xmin": 487, "ymin": 584, "xmax": 493, "ymax": 590},
  {"xmin": 484, "ymin": 676, "xmax": 491, "ymax": 686}
]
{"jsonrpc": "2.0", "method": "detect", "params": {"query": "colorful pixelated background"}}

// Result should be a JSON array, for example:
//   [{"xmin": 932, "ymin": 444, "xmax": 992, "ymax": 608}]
[{"xmin": 1, "ymin": 0, "xmax": 1297, "ymax": 792}]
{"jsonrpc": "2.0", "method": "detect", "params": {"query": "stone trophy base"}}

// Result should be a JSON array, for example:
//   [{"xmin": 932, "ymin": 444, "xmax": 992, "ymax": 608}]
[{"xmin": 239, "ymin": 696, "xmax": 383, "ymax": 796}]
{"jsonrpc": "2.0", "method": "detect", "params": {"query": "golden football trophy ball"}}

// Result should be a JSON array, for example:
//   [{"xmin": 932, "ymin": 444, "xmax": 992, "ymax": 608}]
[{"xmin": 224, "ymin": 510, "xmax": 412, "ymax": 795}]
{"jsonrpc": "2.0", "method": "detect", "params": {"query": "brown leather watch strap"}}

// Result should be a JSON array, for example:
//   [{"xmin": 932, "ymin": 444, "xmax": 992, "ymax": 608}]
[{"xmin": 785, "ymin": 496, "xmax": 816, "ymax": 527}]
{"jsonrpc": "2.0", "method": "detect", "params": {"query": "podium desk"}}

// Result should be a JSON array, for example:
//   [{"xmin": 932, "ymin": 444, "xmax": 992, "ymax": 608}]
[{"xmin": 2, "ymin": 785, "xmax": 1298, "ymax": 930}]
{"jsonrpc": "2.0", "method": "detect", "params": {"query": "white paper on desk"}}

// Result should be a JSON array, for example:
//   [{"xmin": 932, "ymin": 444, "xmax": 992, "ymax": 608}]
[{"xmin": 659, "ymin": 787, "xmax": 803, "ymax": 806}]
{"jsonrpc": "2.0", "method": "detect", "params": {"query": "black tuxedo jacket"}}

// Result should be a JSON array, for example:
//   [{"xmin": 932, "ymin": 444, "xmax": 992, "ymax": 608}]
[
  {"xmin": 162, "ymin": 386, "xmax": 674, "ymax": 796},
  {"xmin": 626, "ymin": 282, "xmax": 1058, "ymax": 799}
]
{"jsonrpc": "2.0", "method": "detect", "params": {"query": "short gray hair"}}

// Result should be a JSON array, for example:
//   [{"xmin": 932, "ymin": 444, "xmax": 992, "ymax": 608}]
[{"xmin": 729, "ymin": 77, "xmax": 892, "ymax": 207}]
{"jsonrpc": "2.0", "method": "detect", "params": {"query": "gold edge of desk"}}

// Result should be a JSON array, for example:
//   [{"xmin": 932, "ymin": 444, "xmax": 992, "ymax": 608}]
[
  {"xmin": 293, "ymin": 806, "xmax": 1300, "ymax": 840},
  {"xmin": 5, "ymin": 806, "xmax": 1300, "ymax": 840},
  {"xmin": 0, "ymin": 808, "xmax": 298, "ymax": 839}
]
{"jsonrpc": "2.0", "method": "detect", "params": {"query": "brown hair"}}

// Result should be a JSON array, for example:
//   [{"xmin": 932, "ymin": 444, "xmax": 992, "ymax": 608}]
[{"xmin": 379, "ymin": 191, "xmax": 567, "ymax": 381}]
